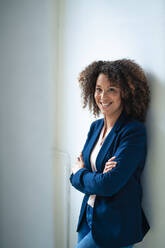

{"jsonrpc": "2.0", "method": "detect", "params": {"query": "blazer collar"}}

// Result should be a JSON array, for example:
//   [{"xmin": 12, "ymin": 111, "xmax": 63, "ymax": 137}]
[{"xmin": 88, "ymin": 109, "xmax": 128, "ymax": 172}]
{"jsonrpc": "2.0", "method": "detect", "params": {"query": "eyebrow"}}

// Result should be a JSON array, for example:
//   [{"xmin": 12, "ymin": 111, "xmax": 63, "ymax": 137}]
[{"xmin": 96, "ymin": 84, "xmax": 117, "ymax": 88}]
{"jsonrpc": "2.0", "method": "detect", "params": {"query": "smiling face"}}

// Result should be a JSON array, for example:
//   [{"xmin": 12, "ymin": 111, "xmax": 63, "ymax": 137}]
[{"xmin": 94, "ymin": 73, "xmax": 123, "ymax": 119}]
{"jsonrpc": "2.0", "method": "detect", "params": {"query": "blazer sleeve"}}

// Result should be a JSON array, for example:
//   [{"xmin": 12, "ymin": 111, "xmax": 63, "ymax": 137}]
[{"xmin": 70, "ymin": 123, "xmax": 147, "ymax": 197}]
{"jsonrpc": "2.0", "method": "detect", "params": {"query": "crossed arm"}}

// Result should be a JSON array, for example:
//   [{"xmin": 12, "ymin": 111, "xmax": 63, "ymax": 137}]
[
  {"xmin": 70, "ymin": 125, "xmax": 146, "ymax": 197},
  {"xmin": 71, "ymin": 153, "xmax": 117, "ymax": 175}
]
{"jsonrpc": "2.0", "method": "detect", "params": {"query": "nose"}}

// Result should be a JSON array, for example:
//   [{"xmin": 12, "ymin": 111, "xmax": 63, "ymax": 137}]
[{"xmin": 100, "ymin": 91, "xmax": 108, "ymax": 100}]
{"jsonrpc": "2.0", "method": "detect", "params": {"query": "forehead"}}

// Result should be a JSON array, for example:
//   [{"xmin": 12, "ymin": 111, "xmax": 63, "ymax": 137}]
[{"xmin": 96, "ymin": 73, "xmax": 119, "ymax": 87}]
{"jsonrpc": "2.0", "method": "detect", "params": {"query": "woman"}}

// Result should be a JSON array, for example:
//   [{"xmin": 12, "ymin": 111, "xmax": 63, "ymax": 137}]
[{"xmin": 70, "ymin": 59, "xmax": 150, "ymax": 248}]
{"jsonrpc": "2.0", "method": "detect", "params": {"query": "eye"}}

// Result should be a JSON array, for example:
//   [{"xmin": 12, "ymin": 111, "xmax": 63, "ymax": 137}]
[
  {"xmin": 108, "ymin": 88, "xmax": 115, "ymax": 92},
  {"xmin": 96, "ymin": 87, "xmax": 102, "ymax": 92}
]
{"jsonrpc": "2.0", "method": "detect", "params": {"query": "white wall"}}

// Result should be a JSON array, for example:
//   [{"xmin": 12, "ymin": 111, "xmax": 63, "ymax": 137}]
[
  {"xmin": 1, "ymin": 1, "xmax": 165, "ymax": 248},
  {"xmin": 0, "ymin": 0, "xmax": 57, "ymax": 247},
  {"xmin": 56, "ymin": 0, "xmax": 165, "ymax": 247}
]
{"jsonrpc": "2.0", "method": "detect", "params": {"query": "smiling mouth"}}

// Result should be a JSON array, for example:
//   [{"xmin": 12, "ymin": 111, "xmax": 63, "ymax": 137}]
[{"xmin": 100, "ymin": 102, "xmax": 112, "ymax": 107}]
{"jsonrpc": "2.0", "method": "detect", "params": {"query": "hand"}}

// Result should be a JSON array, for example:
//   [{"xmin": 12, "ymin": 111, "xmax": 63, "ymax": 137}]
[
  {"xmin": 71, "ymin": 152, "xmax": 85, "ymax": 174},
  {"xmin": 103, "ymin": 156, "xmax": 117, "ymax": 174}
]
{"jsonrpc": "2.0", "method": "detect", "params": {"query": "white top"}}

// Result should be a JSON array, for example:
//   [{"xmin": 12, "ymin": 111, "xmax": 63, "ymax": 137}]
[{"xmin": 87, "ymin": 125, "xmax": 110, "ymax": 207}]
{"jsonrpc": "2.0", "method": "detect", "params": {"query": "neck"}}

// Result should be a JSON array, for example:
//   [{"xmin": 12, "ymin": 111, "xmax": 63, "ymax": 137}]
[{"xmin": 103, "ymin": 110, "xmax": 123, "ymax": 130}]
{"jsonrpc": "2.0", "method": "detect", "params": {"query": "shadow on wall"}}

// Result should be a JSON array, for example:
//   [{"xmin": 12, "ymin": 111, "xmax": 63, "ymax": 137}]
[{"xmin": 141, "ymin": 72, "xmax": 165, "ymax": 241}]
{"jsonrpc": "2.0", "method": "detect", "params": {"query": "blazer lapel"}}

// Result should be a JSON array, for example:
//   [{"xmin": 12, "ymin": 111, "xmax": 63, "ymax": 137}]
[{"xmin": 95, "ymin": 110, "xmax": 128, "ymax": 171}]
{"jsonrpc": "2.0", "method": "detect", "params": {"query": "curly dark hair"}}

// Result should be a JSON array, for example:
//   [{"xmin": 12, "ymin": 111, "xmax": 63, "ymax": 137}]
[{"xmin": 78, "ymin": 59, "xmax": 150, "ymax": 122}]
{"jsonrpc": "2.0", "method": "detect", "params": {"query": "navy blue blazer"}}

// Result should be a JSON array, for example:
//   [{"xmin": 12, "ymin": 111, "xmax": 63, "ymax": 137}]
[{"xmin": 70, "ymin": 110, "xmax": 150, "ymax": 247}]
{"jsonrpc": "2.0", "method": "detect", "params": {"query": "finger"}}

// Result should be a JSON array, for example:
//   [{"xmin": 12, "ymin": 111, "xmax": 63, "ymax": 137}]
[
  {"xmin": 105, "ymin": 165, "xmax": 115, "ymax": 170},
  {"xmin": 105, "ymin": 164, "xmax": 116, "ymax": 169},
  {"xmin": 103, "ymin": 167, "xmax": 112, "ymax": 174},
  {"xmin": 105, "ymin": 168, "xmax": 113, "ymax": 172},
  {"xmin": 108, "ymin": 156, "xmax": 116, "ymax": 161},
  {"xmin": 105, "ymin": 161, "xmax": 117, "ymax": 166},
  {"xmin": 104, "ymin": 166, "xmax": 115, "ymax": 171},
  {"xmin": 105, "ymin": 165, "xmax": 116, "ymax": 170},
  {"xmin": 104, "ymin": 165, "xmax": 114, "ymax": 170},
  {"xmin": 106, "ymin": 161, "xmax": 117, "ymax": 164}
]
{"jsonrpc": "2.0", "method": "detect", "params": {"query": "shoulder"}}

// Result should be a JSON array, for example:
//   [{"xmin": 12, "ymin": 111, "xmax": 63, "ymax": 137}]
[
  {"xmin": 119, "ymin": 118, "xmax": 147, "ymax": 140},
  {"xmin": 91, "ymin": 118, "xmax": 103, "ymax": 126},
  {"xmin": 86, "ymin": 118, "xmax": 103, "ymax": 138},
  {"xmin": 89, "ymin": 118, "xmax": 103, "ymax": 130},
  {"xmin": 123, "ymin": 118, "xmax": 146, "ymax": 131}
]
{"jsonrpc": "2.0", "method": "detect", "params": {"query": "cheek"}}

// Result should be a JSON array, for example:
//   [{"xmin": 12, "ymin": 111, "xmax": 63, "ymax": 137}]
[{"xmin": 94, "ymin": 93, "xmax": 99, "ymax": 103}]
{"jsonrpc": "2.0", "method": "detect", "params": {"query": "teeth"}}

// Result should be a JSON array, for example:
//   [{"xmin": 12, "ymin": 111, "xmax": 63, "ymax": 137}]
[{"xmin": 101, "ymin": 102, "xmax": 112, "ymax": 106}]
